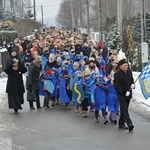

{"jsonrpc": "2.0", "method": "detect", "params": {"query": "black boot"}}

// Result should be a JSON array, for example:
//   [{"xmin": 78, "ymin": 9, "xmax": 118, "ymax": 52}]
[
  {"xmin": 14, "ymin": 109, "xmax": 18, "ymax": 114},
  {"xmin": 46, "ymin": 101, "xmax": 50, "ymax": 108}
]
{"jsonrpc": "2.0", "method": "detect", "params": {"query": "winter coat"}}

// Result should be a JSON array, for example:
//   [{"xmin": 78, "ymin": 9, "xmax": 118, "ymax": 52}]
[
  {"xmin": 75, "ymin": 44, "xmax": 82, "ymax": 55},
  {"xmin": 44, "ymin": 60, "xmax": 58, "ymax": 71},
  {"xmin": 27, "ymin": 62, "xmax": 42, "ymax": 90},
  {"xmin": 114, "ymin": 69, "xmax": 134, "ymax": 99},
  {"xmin": 5, "ymin": 58, "xmax": 27, "ymax": 95},
  {"xmin": 82, "ymin": 46, "xmax": 91, "ymax": 57},
  {"xmin": 22, "ymin": 54, "xmax": 34, "ymax": 65}
]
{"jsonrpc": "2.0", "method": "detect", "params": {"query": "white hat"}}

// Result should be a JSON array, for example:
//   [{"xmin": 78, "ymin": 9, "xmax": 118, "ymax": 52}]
[{"xmin": 118, "ymin": 49, "xmax": 127, "ymax": 61}]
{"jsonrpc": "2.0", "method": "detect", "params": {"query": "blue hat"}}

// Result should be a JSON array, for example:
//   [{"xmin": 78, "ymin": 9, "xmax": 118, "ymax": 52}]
[
  {"xmin": 96, "ymin": 74, "xmax": 103, "ymax": 78},
  {"xmin": 51, "ymin": 49, "xmax": 56, "ymax": 54},
  {"xmin": 51, "ymin": 67, "xmax": 57, "ymax": 72},
  {"xmin": 62, "ymin": 64, "xmax": 68, "ymax": 68}
]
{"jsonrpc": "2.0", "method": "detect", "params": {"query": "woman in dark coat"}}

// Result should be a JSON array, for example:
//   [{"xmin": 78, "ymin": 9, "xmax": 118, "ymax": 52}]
[
  {"xmin": 4, "ymin": 48, "xmax": 27, "ymax": 113},
  {"xmin": 26, "ymin": 55, "xmax": 43, "ymax": 110}
]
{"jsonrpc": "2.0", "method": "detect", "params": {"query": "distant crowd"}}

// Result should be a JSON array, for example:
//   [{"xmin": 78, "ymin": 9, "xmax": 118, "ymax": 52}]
[{"xmin": 3, "ymin": 26, "xmax": 135, "ymax": 132}]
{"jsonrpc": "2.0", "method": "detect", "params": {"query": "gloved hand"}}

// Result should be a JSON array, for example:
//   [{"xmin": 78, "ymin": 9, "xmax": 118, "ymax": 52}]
[
  {"xmin": 92, "ymin": 102, "xmax": 95, "ymax": 105},
  {"xmin": 130, "ymin": 84, "xmax": 135, "ymax": 89},
  {"xmin": 125, "ymin": 91, "xmax": 130, "ymax": 97}
]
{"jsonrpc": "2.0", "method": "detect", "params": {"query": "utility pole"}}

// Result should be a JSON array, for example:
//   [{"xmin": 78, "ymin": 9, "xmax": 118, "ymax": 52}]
[
  {"xmin": 33, "ymin": 0, "xmax": 36, "ymax": 21},
  {"xmin": 141, "ymin": 0, "xmax": 144, "ymax": 42},
  {"xmin": 143, "ymin": 0, "xmax": 147, "ymax": 42},
  {"xmin": 141, "ymin": 0, "xmax": 147, "ymax": 42},
  {"xmin": 41, "ymin": 5, "xmax": 44, "ymax": 26},
  {"xmin": 86, "ymin": 0, "xmax": 90, "ymax": 36},
  {"xmin": 78, "ymin": 0, "xmax": 81, "ymax": 33},
  {"xmin": 71, "ymin": 3, "xmax": 75, "ymax": 31},
  {"xmin": 98, "ymin": 0, "xmax": 103, "ymax": 41},
  {"xmin": 117, "ymin": 0, "xmax": 122, "ymax": 33},
  {"xmin": 21, "ymin": 0, "xmax": 24, "ymax": 18}
]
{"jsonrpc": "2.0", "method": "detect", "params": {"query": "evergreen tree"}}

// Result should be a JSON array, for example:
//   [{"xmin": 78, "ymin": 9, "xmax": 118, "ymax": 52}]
[
  {"xmin": 0, "ymin": 0, "xmax": 4, "ymax": 20},
  {"xmin": 122, "ymin": 25, "xmax": 136, "ymax": 68},
  {"xmin": 106, "ymin": 22, "xmax": 122, "ymax": 51}
]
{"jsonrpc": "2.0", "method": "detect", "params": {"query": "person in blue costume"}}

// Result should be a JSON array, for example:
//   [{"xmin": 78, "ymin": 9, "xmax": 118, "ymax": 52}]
[
  {"xmin": 94, "ymin": 75, "xmax": 108, "ymax": 124},
  {"xmin": 59, "ymin": 69, "xmax": 71, "ymax": 110},
  {"xmin": 59, "ymin": 62, "xmax": 69, "ymax": 79},
  {"xmin": 44, "ymin": 53, "xmax": 59, "ymax": 106},
  {"xmin": 72, "ymin": 70, "xmax": 84, "ymax": 113},
  {"xmin": 107, "ymin": 78, "xmax": 118, "ymax": 124},
  {"xmin": 67, "ymin": 58, "xmax": 73, "ymax": 75},
  {"xmin": 70, "ymin": 49, "xmax": 76, "ymax": 63},
  {"xmin": 38, "ymin": 72, "xmax": 45, "ymax": 97},
  {"xmin": 69, "ymin": 61, "xmax": 81, "ymax": 91},
  {"xmin": 82, "ymin": 70, "xmax": 91, "ymax": 118},
  {"xmin": 69, "ymin": 61, "xmax": 80, "ymax": 77},
  {"xmin": 50, "ymin": 48, "xmax": 56, "ymax": 55},
  {"xmin": 88, "ymin": 71, "xmax": 97, "ymax": 111},
  {"xmin": 41, "ymin": 47, "xmax": 50, "ymax": 72},
  {"xmin": 43, "ymin": 69, "xmax": 54, "ymax": 108},
  {"xmin": 51, "ymin": 67, "xmax": 60, "ymax": 105},
  {"xmin": 98, "ymin": 55, "xmax": 107, "ymax": 78}
]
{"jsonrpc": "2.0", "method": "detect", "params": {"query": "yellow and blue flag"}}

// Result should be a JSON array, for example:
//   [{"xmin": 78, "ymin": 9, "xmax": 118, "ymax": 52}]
[{"xmin": 139, "ymin": 61, "xmax": 150, "ymax": 99}]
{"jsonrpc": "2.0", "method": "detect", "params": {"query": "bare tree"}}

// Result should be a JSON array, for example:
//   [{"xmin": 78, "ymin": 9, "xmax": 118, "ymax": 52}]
[{"xmin": 56, "ymin": 0, "xmax": 150, "ymax": 31}]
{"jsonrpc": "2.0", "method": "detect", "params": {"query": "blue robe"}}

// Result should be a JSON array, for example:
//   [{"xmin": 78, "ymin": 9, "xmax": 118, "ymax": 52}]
[
  {"xmin": 41, "ymin": 55, "xmax": 48, "ymax": 72},
  {"xmin": 59, "ymin": 77, "xmax": 70, "ymax": 103},
  {"xmin": 72, "ymin": 77, "xmax": 84, "ymax": 105},
  {"xmin": 39, "ymin": 79, "xmax": 45, "ymax": 96},
  {"xmin": 43, "ymin": 74, "xmax": 54, "ymax": 94},
  {"xmin": 99, "ymin": 57, "xmax": 106, "ymax": 77},
  {"xmin": 107, "ymin": 81, "xmax": 118, "ymax": 113},
  {"xmin": 51, "ymin": 72, "xmax": 59, "ymax": 97},
  {"xmin": 83, "ymin": 79, "xmax": 90, "ymax": 99},
  {"xmin": 88, "ymin": 78, "xmax": 96, "ymax": 106},
  {"xmin": 94, "ymin": 83, "xmax": 107, "ymax": 111}
]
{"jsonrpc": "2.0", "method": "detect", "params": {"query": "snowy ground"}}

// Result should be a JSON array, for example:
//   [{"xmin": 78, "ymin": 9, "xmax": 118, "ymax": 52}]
[
  {"xmin": 131, "ymin": 72, "xmax": 150, "ymax": 119},
  {"xmin": 0, "ymin": 72, "xmax": 150, "ymax": 147}
]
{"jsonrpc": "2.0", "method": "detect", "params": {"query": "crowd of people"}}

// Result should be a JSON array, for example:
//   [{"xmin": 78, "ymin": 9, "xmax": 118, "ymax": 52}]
[{"xmin": 3, "ymin": 27, "xmax": 135, "ymax": 132}]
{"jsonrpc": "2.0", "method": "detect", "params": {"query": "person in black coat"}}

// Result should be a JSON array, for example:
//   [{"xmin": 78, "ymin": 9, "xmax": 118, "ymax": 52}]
[
  {"xmin": 4, "ymin": 48, "xmax": 27, "ymax": 113},
  {"xmin": 75, "ymin": 41, "xmax": 83, "ymax": 55},
  {"xmin": 114, "ymin": 59, "xmax": 135, "ymax": 132},
  {"xmin": 106, "ymin": 52, "xmax": 114, "ymax": 76},
  {"xmin": 26, "ymin": 56, "xmax": 43, "ymax": 110},
  {"xmin": 22, "ymin": 50, "xmax": 34, "ymax": 67},
  {"xmin": 44, "ymin": 53, "xmax": 58, "ymax": 71}
]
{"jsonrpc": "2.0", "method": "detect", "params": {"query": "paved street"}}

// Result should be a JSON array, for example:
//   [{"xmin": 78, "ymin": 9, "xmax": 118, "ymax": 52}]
[{"xmin": 0, "ymin": 95, "xmax": 149, "ymax": 150}]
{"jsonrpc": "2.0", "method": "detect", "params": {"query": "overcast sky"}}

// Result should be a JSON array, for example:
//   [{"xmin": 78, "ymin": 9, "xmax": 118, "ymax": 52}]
[{"xmin": 32, "ymin": 0, "xmax": 62, "ymax": 23}]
